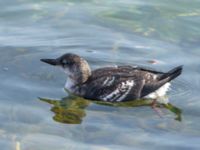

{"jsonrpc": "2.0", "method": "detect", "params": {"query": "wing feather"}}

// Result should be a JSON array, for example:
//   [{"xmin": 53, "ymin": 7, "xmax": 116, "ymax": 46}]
[{"xmin": 84, "ymin": 74, "xmax": 144, "ymax": 102}]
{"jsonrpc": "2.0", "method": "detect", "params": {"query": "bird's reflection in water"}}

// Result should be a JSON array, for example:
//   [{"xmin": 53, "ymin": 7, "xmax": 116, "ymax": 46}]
[
  {"xmin": 39, "ymin": 95, "xmax": 90, "ymax": 124},
  {"xmin": 39, "ymin": 95, "xmax": 182, "ymax": 124}
]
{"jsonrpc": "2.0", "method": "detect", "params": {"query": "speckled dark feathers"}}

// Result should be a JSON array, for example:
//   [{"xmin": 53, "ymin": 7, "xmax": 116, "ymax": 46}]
[
  {"xmin": 81, "ymin": 66, "xmax": 160, "ymax": 101},
  {"xmin": 84, "ymin": 74, "xmax": 143, "ymax": 101},
  {"xmin": 80, "ymin": 65, "xmax": 182, "ymax": 101}
]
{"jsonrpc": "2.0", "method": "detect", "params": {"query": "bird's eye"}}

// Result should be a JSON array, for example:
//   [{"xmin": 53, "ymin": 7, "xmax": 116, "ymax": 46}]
[
  {"xmin": 61, "ymin": 59, "xmax": 72, "ymax": 66},
  {"xmin": 62, "ymin": 59, "xmax": 67, "ymax": 64}
]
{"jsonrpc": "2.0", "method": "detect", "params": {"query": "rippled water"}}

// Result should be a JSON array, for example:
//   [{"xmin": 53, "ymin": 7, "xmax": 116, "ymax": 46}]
[{"xmin": 1, "ymin": 0, "xmax": 200, "ymax": 150}]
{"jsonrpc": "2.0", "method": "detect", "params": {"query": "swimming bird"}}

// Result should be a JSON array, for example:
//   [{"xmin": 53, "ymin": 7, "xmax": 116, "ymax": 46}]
[{"xmin": 41, "ymin": 53, "xmax": 182, "ymax": 103}]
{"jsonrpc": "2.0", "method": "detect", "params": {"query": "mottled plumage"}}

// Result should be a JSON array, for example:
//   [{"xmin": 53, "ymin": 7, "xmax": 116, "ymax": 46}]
[{"xmin": 41, "ymin": 53, "xmax": 183, "ymax": 102}]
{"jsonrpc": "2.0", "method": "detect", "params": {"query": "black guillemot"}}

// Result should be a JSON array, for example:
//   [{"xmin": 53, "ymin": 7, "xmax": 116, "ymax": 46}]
[{"xmin": 41, "ymin": 53, "xmax": 182, "ymax": 102}]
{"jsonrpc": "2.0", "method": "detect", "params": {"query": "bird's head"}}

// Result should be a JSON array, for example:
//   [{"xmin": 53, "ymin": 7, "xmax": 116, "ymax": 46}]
[{"xmin": 41, "ymin": 53, "xmax": 91, "ymax": 83}]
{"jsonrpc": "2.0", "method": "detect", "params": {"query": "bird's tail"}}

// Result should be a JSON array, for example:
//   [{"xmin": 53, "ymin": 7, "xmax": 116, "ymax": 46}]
[
  {"xmin": 160, "ymin": 65, "xmax": 183, "ymax": 82},
  {"xmin": 141, "ymin": 66, "xmax": 183, "ymax": 97}
]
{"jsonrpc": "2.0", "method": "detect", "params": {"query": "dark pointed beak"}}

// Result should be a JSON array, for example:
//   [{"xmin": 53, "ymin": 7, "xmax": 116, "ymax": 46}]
[{"xmin": 40, "ymin": 58, "xmax": 58, "ymax": 66}]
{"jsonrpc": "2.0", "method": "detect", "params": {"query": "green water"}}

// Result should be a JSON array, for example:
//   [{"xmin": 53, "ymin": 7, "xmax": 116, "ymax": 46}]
[{"xmin": 0, "ymin": 0, "xmax": 200, "ymax": 150}]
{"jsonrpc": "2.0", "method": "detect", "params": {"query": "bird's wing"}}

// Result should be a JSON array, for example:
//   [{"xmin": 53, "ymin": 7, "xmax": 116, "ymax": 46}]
[
  {"xmin": 114, "ymin": 65, "xmax": 164, "ymax": 85},
  {"xmin": 117, "ymin": 65, "xmax": 165, "ymax": 74},
  {"xmin": 91, "ymin": 65, "xmax": 164, "ymax": 79},
  {"xmin": 84, "ymin": 74, "xmax": 145, "ymax": 102},
  {"xmin": 135, "ymin": 67, "xmax": 164, "ymax": 74}
]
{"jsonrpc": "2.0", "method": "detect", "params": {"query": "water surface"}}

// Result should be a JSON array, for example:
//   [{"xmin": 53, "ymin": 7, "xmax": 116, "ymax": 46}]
[{"xmin": 0, "ymin": 0, "xmax": 200, "ymax": 150}]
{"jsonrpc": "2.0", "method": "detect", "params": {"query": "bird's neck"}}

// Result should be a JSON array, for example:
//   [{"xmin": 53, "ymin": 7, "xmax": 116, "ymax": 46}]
[
  {"xmin": 74, "ymin": 59, "xmax": 92, "ymax": 84},
  {"xmin": 66, "ymin": 59, "xmax": 92, "ymax": 88},
  {"xmin": 65, "ymin": 77, "xmax": 76, "ymax": 91},
  {"xmin": 65, "ymin": 65, "xmax": 91, "ymax": 94}
]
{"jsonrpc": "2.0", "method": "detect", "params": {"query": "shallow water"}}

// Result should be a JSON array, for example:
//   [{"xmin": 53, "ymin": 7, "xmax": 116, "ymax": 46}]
[{"xmin": 0, "ymin": 0, "xmax": 200, "ymax": 150}]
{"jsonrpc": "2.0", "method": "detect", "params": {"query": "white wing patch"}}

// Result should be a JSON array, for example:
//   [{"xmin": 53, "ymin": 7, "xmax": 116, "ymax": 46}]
[
  {"xmin": 145, "ymin": 73, "xmax": 157, "ymax": 83},
  {"xmin": 153, "ymin": 74, "xmax": 157, "ymax": 80},
  {"xmin": 102, "ymin": 77, "xmax": 110, "ymax": 85},
  {"xmin": 103, "ymin": 76, "xmax": 115, "ymax": 86},
  {"xmin": 101, "ymin": 80, "xmax": 135, "ymax": 102},
  {"xmin": 101, "ymin": 88, "xmax": 120, "ymax": 101},
  {"xmin": 116, "ymin": 80, "xmax": 135, "ymax": 102}
]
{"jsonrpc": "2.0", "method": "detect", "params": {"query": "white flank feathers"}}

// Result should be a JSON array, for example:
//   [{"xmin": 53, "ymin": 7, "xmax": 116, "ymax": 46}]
[{"xmin": 145, "ymin": 82, "xmax": 171, "ymax": 101}]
